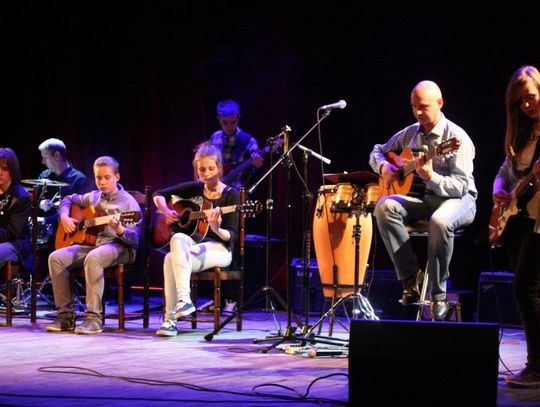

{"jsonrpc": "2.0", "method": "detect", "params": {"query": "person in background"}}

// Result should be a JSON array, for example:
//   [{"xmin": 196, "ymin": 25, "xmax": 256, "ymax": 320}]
[
  {"xmin": 492, "ymin": 66, "xmax": 540, "ymax": 388},
  {"xmin": 37, "ymin": 138, "xmax": 91, "ymax": 247},
  {"xmin": 0, "ymin": 147, "xmax": 33, "ymax": 274},
  {"xmin": 369, "ymin": 80, "xmax": 477, "ymax": 321},
  {"xmin": 45, "ymin": 156, "xmax": 141, "ymax": 334},
  {"xmin": 208, "ymin": 99, "xmax": 263, "ymax": 190},
  {"xmin": 207, "ymin": 99, "xmax": 262, "ymax": 314},
  {"xmin": 153, "ymin": 142, "xmax": 240, "ymax": 337}
]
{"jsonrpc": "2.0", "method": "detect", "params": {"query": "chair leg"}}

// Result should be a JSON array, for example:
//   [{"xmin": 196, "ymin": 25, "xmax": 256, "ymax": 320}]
[
  {"xmin": 143, "ymin": 270, "xmax": 149, "ymax": 328},
  {"xmin": 213, "ymin": 268, "xmax": 222, "ymax": 331},
  {"xmin": 416, "ymin": 265, "xmax": 429, "ymax": 321},
  {"xmin": 5, "ymin": 262, "xmax": 14, "ymax": 327},
  {"xmin": 236, "ymin": 279, "xmax": 242, "ymax": 332},
  {"xmin": 117, "ymin": 265, "xmax": 125, "ymax": 331},
  {"xmin": 190, "ymin": 280, "xmax": 198, "ymax": 329},
  {"xmin": 30, "ymin": 274, "xmax": 37, "ymax": 323}
]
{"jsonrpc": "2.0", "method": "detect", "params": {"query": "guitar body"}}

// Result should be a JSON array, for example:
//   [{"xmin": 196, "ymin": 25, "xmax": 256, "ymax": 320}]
[
  {"xmin": 378, "ymin": 148, "xmax": 414, "ymax": 198},
  {"xmin": 55, "ymin": 206, "xmax": 141, "ymax": 250},
  {"xmin": 151, "ymin": 197, "xmax": 263, "ymax": 249},
  {"xmin": 55, "ymin": 206, "xmax": 102, "ymax": 249},
  {"xmin": 488, "ymin": 201, "xmax": 519, "ymax": 247},
  {"xmin": 488, "ymin": 168, "xmax": 539, "ymax": 247},
  {"xmin": 151, "ymin": 199, "xmax": 212, "ymax": 248},
  {"xmin": 377, "ymin": 138, "xmax": 461, "ymax": 199}
]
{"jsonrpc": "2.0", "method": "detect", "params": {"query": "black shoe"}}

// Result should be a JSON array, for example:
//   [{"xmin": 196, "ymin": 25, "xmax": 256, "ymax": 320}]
[
  {"xmin": 430, "ymin": 300, "xmax": 449, "ymax": 321},
  {"xmin": 401, "ymin": 271, "xmax": 420, "ymax": 305}
]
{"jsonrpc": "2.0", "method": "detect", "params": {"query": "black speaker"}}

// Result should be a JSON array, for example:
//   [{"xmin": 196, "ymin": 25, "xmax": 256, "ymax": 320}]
[
  {"xmin": 477, "ymin": 271, "xmax": 522, "ymax": 327},
  {"xmin": 349, "ymin": 319, "xmax": 499, "ymax": 406}
]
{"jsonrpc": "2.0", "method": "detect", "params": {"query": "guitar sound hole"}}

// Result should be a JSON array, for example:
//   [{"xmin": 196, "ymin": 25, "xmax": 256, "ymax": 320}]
[{"xmin": 178, "ymin": 209, "xmax": 192, "ymax": 228}]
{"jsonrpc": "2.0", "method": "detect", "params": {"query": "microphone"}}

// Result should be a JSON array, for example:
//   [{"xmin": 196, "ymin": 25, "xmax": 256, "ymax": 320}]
[
  {"xmin": 319, "ymin": 100, "xmax": 347, "ymax": 111},
  {"xmin": 282, "ymin": 125, "xmax": 290, "ymax": 153},
  {"xmin": 297, "ymin": 144, "xmax": 331, "ymax": 165}
]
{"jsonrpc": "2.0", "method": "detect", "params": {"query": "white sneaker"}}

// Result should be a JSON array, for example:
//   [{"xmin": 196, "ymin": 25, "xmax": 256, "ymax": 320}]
[
  {"xmin": 197, "ymin": 299, "xmax": 214, "ymax": 313},
  {"xmin": 156, "ymin": 320, "xmax": 177, "ymax": 337},
  {"xmin": 175, "ymin": 300, "xmax": 196, "ymax": 319},
  {"xmin": 222, "ymin": 300, "xmax": 236, "ymax": 315}
]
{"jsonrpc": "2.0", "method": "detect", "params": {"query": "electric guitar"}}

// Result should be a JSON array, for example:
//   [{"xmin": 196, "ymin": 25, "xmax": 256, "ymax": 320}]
[
  {"xmin": 55, "ymin": 205, "xmax": 141, "ymax": 249},
  {"xmin": 222, "ymin": 137, "xmax": 284, "ymax": 186},
  {"xmin": 489, "ymin": 166, "xmax": 539, "ymax": 247},
  {"xmin": 151, "ymin": 196, "xmax": 263, "ymax": 248},
  {"xmin": 378, "ymin": 137, "xmax": 461, "ymax": 198}
]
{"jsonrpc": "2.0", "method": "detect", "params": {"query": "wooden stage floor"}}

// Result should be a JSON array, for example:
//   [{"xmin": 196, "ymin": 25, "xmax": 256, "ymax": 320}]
[{"xmin": 0, "ymin": 295, "xmax": 539, "ymax": 406}]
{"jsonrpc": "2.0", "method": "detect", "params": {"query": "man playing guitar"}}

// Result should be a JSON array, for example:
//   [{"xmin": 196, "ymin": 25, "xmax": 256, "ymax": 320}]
[{"xmin": 369, "ymin": 80, "xmax": 477, "ymax": 321}]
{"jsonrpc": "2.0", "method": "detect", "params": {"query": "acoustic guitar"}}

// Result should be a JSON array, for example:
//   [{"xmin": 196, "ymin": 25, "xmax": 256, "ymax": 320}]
[
  {"xmin": 378, "ymin": 137, "xmax": 461, "ymax": 198},
  {"xmin": 55, "ymin": 205, "xmax": 141, "ymax": 249},
  {"xmin": 489, "ymin": 167, "xmax": 539, "ymax": 247},
  {"xmin": 151, "ymin": 196, "xmax": 263, "ymax": 249}
]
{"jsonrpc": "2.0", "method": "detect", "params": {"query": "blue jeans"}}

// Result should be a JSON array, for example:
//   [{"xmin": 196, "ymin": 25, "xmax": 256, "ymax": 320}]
[
  {"xmin": 0, "ymin": 242, "xmax": 18, "ymax": 268},
  {"xmin": 373, "ymin": 193, "xmax": 476, "ymax": 301}
]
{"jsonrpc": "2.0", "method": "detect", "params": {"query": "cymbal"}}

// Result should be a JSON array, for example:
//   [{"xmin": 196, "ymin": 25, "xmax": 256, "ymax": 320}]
[
  {"xmin": 21, "ymin": 179, "xmax": 69, "ymax": 187},
  {"xmin": 324, "ymin": 171, "xmax": 378, "ymax": 185}
]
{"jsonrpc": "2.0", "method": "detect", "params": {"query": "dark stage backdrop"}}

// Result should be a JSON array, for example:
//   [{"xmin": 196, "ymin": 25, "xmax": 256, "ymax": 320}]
[{"xmin": 5, "ymin": 2, "xmax": 539, "ymax": 292}]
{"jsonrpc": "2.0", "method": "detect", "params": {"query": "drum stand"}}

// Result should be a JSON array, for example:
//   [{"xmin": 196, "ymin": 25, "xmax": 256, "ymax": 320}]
[{"xmin": 298, "ymin": 202, "xmax": 378, "ymax": 348}]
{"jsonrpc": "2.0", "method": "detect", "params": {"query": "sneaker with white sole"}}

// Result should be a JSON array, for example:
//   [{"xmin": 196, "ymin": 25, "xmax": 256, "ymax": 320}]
[
  {"xmin": 175, "ymin": 300, "xmax": 196, "ymax": 319},
  {"xmin": 74, "ymin": 319, "xmax": 103, "ymax": 334},
  {"xmin": 197, "ymin": 299, "xmax": 214, "ymax": 313},
  {"xmin": 505, "ymin": 365, "xmax": 540, "ymax": 388},
  {"xmin": 222, "ymin": 299, "xmax": 237, "ymax": 315},
  {"xmin": 45, "ymin": 313, "xmax": 76, "ymax": 333},
  {"xmin": 156, "ymin": 320, "xmax": 177, "ymax": 337}
]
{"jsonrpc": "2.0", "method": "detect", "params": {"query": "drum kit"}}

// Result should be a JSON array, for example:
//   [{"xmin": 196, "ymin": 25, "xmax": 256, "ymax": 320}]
[
  {"xmin": 305, "ymin": 170, "xmax": 381, "ymax": 337},
  {"xmin": 19, "ymin": 178, "xmax": 70, "ymax": 310},
  {"xmin": 21, "ymin": 178, "xmax": 68, "ymax": 245}
]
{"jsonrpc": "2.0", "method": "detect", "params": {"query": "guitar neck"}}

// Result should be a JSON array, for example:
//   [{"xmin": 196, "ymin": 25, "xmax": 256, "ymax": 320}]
[
  {"xmin": 84, "ymin": 214, "xmax": 115, "ymax": 228},
  {"xmin": 190, "ymin": 204, "xmax": 238, "ymax": 220},
  {"xmin": 514, "ymin": 169, "xmax": 537, "ymax": 198}
]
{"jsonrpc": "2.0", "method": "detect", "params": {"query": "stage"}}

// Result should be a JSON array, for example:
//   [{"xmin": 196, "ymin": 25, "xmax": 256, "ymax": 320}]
[{"xmin": 0, "ymin": 295, "xmax": 538, "ymax": 406}]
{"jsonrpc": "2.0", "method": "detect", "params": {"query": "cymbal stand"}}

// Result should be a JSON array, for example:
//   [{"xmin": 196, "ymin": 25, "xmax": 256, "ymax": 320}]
[{"xmin": 299, "ymin": 199, "xmax": 378, "ymax": 346}]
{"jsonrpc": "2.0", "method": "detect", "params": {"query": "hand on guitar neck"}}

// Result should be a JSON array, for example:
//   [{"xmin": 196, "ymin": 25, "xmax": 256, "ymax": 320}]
[{"xmin": 222, "ymin": 137, "xmax": 284, "ymax": 186}]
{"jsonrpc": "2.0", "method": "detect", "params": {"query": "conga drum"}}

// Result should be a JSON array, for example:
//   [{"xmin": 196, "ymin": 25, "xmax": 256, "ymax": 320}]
[{"xmin": 312, "ymin": 185, "xmax": 373, "ymax": 299}]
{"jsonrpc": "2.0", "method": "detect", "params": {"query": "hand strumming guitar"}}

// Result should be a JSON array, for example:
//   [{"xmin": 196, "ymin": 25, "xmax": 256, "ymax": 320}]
[
  {"xmin": 250, "ymin": 152, "xmax": 264, "ymax": 169},
  {"xmin": 60, "ymin": 212, "xmax": 77, "ymax": 234}
]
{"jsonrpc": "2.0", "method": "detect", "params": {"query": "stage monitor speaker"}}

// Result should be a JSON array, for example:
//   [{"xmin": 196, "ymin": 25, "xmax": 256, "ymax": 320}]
[{"xmin": 349, "ymin": 319, "xmax": 499, "ymax": 406}]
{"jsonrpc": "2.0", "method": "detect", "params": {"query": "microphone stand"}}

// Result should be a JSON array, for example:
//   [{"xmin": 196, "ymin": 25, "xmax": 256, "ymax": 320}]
[
  {"xmin": 204, "ymin": 127, "xmax": 301, "ymax": 342},
  {"xmin": 249, "ymin": 112, "xmax": 334, "ymax": 353}
]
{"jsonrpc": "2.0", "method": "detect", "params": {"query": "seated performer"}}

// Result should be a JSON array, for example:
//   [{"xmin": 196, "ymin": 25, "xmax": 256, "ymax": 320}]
[
  {"xmin": 153, "ymin": 142, "xmax": 240, "ymax": 337},
  {"xmin": 0, "ymin": 147, "xmax": 33, "ymax": 273},
  {"xmin": 45, "ymin": 156, "xmax": 141, "ymax": 334},
  {"xmin": 37, "ymin": 138, "xmax": 91, "ymax": 247},
  {"xmin": 369, "ymin": 80, "xmax": 477, "ymax": 321}
]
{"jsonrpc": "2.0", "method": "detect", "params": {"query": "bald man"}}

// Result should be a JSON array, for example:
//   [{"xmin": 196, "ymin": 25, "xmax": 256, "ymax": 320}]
[{"xmin": 369, "ymin": 80, "xmax": 477, "ymax": 320}]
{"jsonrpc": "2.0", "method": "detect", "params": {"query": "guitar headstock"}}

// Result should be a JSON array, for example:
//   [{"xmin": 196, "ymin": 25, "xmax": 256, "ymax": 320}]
[
  {"xmin": 436, "ymin": 137, "xmax": 461, "ymax": 157},
  {"xmin": 238, "ymin": 200, "xmax": 263, "ymax": 217},
  {"xmin": 117, "ymin": 211, "xmax": 142, "ymax": 224}
]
